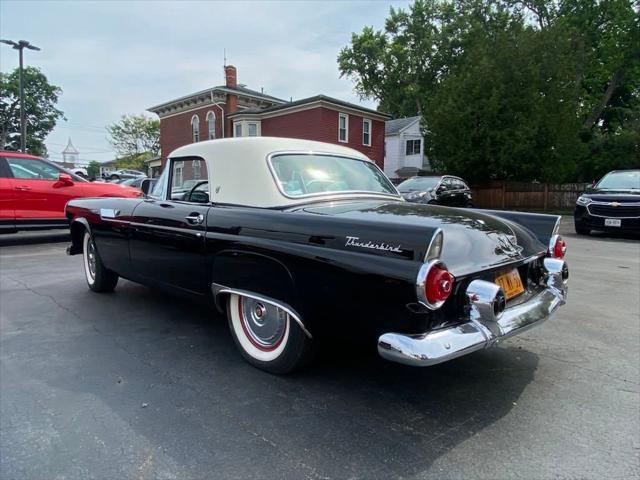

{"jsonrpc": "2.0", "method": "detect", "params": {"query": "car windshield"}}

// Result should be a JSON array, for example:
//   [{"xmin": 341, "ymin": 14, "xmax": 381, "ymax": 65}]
[
  {"xmin": 397, "ymin": 177, "xmax": 440, "ymax": 191},
  {"xmin": 596, "ymin": 171, "xmax": 640, "ymax": 190},
  {"xmin": 270, "ymin": 154, "xmax": 397, "ymax": 198}
]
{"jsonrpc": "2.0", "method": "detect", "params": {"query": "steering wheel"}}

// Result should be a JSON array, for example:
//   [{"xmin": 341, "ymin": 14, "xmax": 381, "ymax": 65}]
[
  {"xmin": 305, "ymin": 179, "xmax": 337, "ymax": 193},
  {"xmin": 186, "ymin": 180, "xmax": 209, "ymax": 203},
  {"xmin": 294, "ymin": 171, "xmax": 307, "ymax": 194}
]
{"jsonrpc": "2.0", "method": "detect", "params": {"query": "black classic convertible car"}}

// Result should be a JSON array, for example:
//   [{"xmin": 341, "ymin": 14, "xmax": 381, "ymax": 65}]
[{"xmin": 65, "ymin": 138, "xmax": 569, "ymax": 373}]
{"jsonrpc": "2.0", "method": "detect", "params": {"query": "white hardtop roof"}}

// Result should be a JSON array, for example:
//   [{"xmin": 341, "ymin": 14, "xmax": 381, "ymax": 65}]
[{"xmin": 168, "ymin": 137, "xmax": 390, "ymax": 208}]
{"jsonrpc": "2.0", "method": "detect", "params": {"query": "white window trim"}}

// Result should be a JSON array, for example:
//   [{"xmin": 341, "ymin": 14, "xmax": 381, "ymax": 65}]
[
  {"xmin": 247, "ymin": 122, "xmax": 258, "ymax": 137},
  {"xmin": 206, "ymin": 111, "xmax": 216, "ymax": 140},
  {"xmin": 193, "ymin": 159, "xmax": 202, "ymax": 179},
  {"xmin": 233, "ymin": 120, "xmax": 261, "ymax": 137},
  {"xmin": 191, "ymin": 115, "xmax": 200, "ymax": 143},
  {"xmin": 338, "ymin": 113, "xmax": 349, "ymax": 143},
  {"xmin": 173, "ymin": 160, "xmax": 184, "ymax": 187},
  {"xmin": 405, "ymin": 138, "xmax": 421, "ymax": 156},
  {"xmin": 362, "ymin": 118, "xmax": 372, "ymax": 146}
]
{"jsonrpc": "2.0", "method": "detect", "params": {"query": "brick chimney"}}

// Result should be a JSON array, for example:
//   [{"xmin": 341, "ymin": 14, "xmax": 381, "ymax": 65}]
[
  {"xmin": 225, "ymin": 65, "xmax": 237, "ymax": 88},
  {"xmin": 224, "ymin": 65, "xmax": 238, "ymax": 136}
]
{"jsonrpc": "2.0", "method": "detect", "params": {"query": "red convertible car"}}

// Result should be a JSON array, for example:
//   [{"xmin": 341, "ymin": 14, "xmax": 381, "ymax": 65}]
[{"xmin": 0, "ymin": 152, "xmax": 141, "ymax": 233}]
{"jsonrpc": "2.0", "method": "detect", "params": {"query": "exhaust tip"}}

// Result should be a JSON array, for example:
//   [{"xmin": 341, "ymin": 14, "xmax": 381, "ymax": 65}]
[
  {"xmin": 493, "ymin": 290, "xmax": 506, "ymax": 317},
  {"xmin": 467, "ymin": 279, "xmax": 505, "ymax": 323}
]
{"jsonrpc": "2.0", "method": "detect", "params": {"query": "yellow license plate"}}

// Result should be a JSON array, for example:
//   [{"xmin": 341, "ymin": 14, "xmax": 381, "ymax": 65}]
[{"xmin": 495, "ymin": 269, "xmax": 524, "ymax": 300}]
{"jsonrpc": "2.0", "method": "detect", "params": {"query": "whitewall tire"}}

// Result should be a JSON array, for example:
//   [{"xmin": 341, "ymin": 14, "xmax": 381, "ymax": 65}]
[
  {"xmin": 83, "ymin": 231, "xmax": 118, "ymax": 292},
  {"xmin": 227, "ymin": 293, "xmax": 313, "ymax": 373}
]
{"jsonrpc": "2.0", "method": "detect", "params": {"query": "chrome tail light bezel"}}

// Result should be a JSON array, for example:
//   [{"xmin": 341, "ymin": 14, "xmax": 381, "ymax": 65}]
[
  {"xmin": 548, "ymin": 234, "xmax": 567, "ymax": 259},
  {"xmin": 416, "ymin": 229, "xmax": 454, "ymax": 310}
]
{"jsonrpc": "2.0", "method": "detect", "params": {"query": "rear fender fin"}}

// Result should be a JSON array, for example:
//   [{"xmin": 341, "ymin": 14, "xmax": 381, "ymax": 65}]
[{"xmin": 477, "ymin": 210, "xmax": 561, "ymax": 246}]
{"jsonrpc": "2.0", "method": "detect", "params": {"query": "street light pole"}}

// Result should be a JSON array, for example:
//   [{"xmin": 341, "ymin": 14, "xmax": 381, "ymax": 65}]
[
  {"xmin": 0, "ymin": 39, "xmax": 41, "ymax": 153},
  {"xmin": 18, "ymin": 45, "xmax": 25, "ymax": 153}
]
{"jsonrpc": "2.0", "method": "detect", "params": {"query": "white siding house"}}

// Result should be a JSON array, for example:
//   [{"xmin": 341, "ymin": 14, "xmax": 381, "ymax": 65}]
[{"xmin": 384, "ymin": 116, "xmax": 429, "ymax": 179}]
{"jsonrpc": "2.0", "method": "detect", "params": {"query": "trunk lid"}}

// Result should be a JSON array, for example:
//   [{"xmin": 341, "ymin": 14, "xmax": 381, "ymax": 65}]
[{"xmin": 298, "ymin": 200, "xmax": 546, "ymax": 277}]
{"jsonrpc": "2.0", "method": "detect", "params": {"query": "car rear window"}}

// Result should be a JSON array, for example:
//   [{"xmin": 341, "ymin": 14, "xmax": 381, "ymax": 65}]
[{"xmin": 270, "ymin": 153, "xmax": 397, "ymax": 198}]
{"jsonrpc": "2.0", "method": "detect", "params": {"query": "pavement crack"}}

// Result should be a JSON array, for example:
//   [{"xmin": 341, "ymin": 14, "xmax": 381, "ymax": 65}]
[
  {"xmin": 7, "ymin": 276, "xmax": 84, "ymax": 321},
  {"xmin": 6, "ymin": 276, "xmax": 334, "ymax": 479}
]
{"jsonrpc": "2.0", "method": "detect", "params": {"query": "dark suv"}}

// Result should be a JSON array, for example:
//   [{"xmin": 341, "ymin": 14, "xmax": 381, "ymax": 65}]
[
  {"xmin": 397, "ymin": 175, "xmax": 474, "ymax": 207},
  {"xmin": 574, "ymin": 169, "xmax": 640, "ymax": 235}
]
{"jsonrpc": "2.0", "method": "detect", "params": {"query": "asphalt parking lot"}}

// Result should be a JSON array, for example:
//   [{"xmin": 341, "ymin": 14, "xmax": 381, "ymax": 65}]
[{"xmin": 1, "ymin": 219, "xmax": 638, "ymax": 480}]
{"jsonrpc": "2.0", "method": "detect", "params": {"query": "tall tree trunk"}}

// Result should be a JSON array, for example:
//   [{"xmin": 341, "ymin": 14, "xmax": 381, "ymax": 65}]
[{"xmin": 583, "ymin": 69, "xmax": 624, "ymax": 130}]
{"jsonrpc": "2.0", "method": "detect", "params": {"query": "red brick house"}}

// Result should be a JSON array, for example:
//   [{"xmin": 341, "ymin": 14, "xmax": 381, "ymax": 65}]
[{"xmin": 148, "ymin": 66, "xmax": 389, "ymax": 169}]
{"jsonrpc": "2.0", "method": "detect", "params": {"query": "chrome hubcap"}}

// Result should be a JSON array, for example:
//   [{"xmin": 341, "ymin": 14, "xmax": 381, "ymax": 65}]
[
  {"xmin": 240, "ymin": 297, "xmax": 287, "ymax": 347},
  {"xmin": 87, "ymin": 240, "xmax": 96, "ymax": 279}
]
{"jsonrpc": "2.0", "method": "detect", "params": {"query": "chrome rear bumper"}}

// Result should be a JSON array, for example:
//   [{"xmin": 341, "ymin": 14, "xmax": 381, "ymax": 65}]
[{"xmin": 378, "ymin": 258, "xmax": 568, "ymax": 366}]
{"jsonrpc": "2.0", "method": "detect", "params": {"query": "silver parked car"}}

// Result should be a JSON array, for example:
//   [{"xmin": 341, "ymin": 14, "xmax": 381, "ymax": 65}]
[{"xmin": 107, "ymin": 169, "xmax": 147, "ymax": 181}]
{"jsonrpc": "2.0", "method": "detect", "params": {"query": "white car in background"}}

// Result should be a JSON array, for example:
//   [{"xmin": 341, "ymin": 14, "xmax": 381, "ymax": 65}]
[
  {"xmin": 69, "ymin": 167, "xmax": 88, "ymax": 178},
  {"xmin": 107, "ymin": 169, "xmax": 147, "ymax": 181}
]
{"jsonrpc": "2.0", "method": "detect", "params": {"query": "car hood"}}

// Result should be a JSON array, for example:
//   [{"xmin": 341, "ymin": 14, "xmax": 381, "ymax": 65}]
[
  {"xmin": 296, "ymin": 200, "xmax": 546, "ymax": 277},
  {"xmin": 582, "ymin": 189, "xmax": 640, "ymax": 203},
  {"xmin": 82, "ymin": 181, "xmax": 140, "ymax": 197}
]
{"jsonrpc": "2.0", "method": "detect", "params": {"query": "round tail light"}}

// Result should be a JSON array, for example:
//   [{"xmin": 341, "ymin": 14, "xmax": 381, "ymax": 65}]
[
  {"xmin": 549, "ymin": 235, "xmax": 567, "ymax": 259},
  {"xmin": 426, "ymin": 264, "xmax": 454, "ymax": 305}
]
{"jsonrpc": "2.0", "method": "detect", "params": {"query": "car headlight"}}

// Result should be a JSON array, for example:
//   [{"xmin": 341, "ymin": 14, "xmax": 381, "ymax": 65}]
[
  {"xmin": 406, "ymin": 191, "xmax": 426, "ymax": 200},
  {"xmin": 576, "ymin": 195, "xmax": 592, "ymax": 206}
]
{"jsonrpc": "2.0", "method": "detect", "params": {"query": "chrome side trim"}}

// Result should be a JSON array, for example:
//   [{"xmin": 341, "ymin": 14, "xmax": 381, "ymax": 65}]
[
  {"xmin": 378, "ymin": 259, "xmax": 568, "ymax": 367},
  {"xmin": 548, "ymin": 234, "xmax": 560, "ymax": 257},
  {"xmin": 100, "ymin": 208, "xmax": 119, "ymax": 219},
  {"xmin": 99, "ymin": 217, "xmax": 131, "ymax": 224},
  {"xmin": 211, "ymin": 283, "xmax": 312, "ymax": 339},
  {"xmin": 424, "ymin": 228, "xmax": 443, "ymax": 262},
  {"xmin": 129, "ymin": 221, "xmax": 203, "ymax": 236},
  {"xmin": 552, "ymin": 215, "xmax": 561, "ymax": 236}
]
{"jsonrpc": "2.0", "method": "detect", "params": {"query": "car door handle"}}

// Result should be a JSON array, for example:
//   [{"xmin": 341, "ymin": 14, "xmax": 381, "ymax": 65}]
[
  {"xmin": 14, "ymin": 185, "xmax": 32, "ymax": 191},
  {"xmin": 185, "ymin": 213, "xmax": 204, "ymax": 225}
]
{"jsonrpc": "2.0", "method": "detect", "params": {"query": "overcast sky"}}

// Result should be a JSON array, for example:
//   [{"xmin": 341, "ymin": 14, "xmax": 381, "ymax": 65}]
[{"xmin": 1, "ymin": 0, "xmax": 410, "ymax": 164}]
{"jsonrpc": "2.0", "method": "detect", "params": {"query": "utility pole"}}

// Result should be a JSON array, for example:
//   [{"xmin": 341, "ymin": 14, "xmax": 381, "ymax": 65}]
[{"xmin": 1, "ymin": 39, "xmax": 41, "ymax": 152}]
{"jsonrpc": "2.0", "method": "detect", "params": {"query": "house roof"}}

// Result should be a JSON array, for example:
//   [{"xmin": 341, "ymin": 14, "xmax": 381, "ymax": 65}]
[
  {"xmin": 228, "ymin": 95, "xmax": 391, "ymax": 120},
  {"xmin": 385, "ymin": 116, "xmax": 421, "ymax": 135},
  {"xmin": 148, "ymin": 85, "xmax": 287, "ymax": 114}
]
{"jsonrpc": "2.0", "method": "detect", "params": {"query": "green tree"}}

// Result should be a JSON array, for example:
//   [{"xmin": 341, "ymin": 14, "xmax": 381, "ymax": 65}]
[
  {"xmin": 0, "ymin": 66, "xmax": 64, "ymax": 156},
  {"xmin": 107, "ymin": 114, "xmax": 160, "ymax": 159},
  {"xmin": 86, "ymin": 160, "xmax": 101, "ymax": 179},
  {"xmin": 338, "ymin": 0, "xmax": 639, "ymax": 182},
  {"xmin": 554, "ymin": 0, "xmax": 640, "ymax": 180},
  {"xmin": 426, "ymin": 20, "xmax": 585, "ymax": 182},
  {"xmin": 338, "ymin": 0, "xmax": 514, "ymax": 117},
  {"xmin": 553, "ymin": 0, "xmax": 640, "ymax": 131},
  {"xmin": 515, "ymin": 0, "xmax": 640, "ymax": 179},
  {"xmin": 114, "ymin": 152, "xmax": 152, "ymax": 171}
]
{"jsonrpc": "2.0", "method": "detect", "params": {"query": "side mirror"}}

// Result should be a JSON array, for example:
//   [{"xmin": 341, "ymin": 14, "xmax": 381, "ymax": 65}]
[
  {"xmin": 56, "ymin": 173, "xmax": 74, "ymax": 187},
  {"xmin": 436, "ymin": 185, "xmax": 445, "ymax": 194},
  {"xmin": 140, "ymin": 178, "xmax": 156, "ymax": 195}
]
